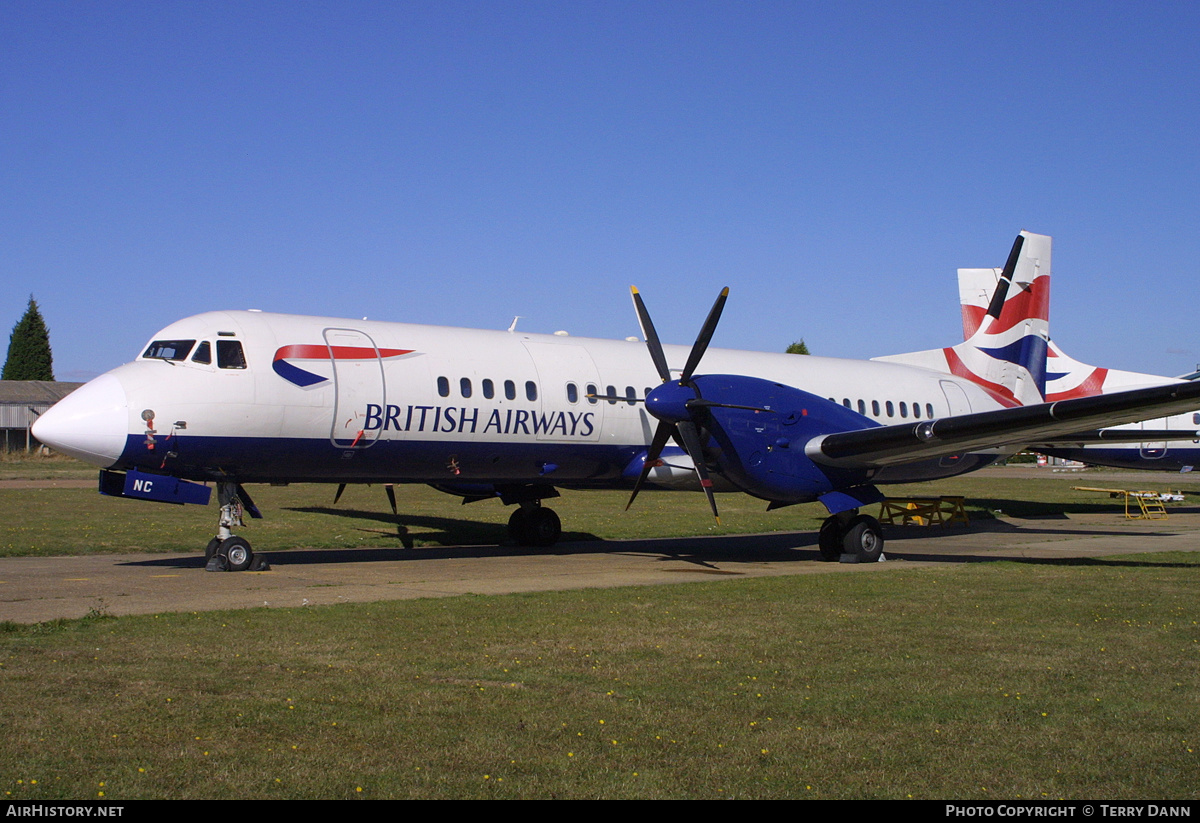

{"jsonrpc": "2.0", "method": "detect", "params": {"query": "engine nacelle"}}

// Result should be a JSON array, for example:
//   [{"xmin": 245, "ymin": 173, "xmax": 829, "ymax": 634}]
[{"xmin": 687, "ymin": 375, "xmax": 880, "ymax": 504}]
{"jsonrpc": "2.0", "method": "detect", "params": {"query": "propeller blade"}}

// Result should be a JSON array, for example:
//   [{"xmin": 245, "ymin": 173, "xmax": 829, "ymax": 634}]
[
  {"xmin": 677, "ymin": 419, "xmax": 720, "ymax": 524},
  {"xmin": 680, "ymin": 287, "xmax": 729, "ymax": 382},
  {"xmin": 334, "ymin": 483, "xmax": 346, "ymax": 505},
  {"xmin": 385, "ymin": 484, "xmax": 397, "ymax": 516},
  {"xmin": 984, "ymin": 233, "xmax": 1026, "ymax": 321},
  {"xmin": 626, "ymin": 420, "xmax": 675, "ymax": 511},
  {"xmin": 630, "ymin": 286, "xmax": 672, "ymax": 383}
]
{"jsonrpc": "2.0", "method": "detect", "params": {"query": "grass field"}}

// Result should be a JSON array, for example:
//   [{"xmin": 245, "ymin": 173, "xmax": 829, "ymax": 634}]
[
  {"xmin": 1, "ymin": 454, "xmax": 1198, "ymax": 799},
  {"xmin": 3, "ymin": 453, "xmax": 1200, "ymax": 557}
]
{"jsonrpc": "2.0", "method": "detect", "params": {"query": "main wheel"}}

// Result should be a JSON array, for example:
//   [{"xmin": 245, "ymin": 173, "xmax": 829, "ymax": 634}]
[
  {"xmin": 841, "ymin": 514, "xmax": 883, "ymax": 563},
  {"xmin": 818, "ymin": 517, "xmax": 842, "ymax": 561},
  {"xmin": 526, "ymin": 508, "xmax": 562, "ymax": 548},
  {"xmin": 204, "ymin": 537, "xmax": 221, "ymax": 563},
  {"xmin": 507, "ymin": 508, "xmax": 531, "ymax": 544},
  {"xmin": 220, "ymin": 536, "xmax": 255, "ymax": 572}
]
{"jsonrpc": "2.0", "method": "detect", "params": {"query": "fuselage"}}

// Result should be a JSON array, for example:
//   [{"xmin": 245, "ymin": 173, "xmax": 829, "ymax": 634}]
[{"xmin": 35, "ymin": 310, "xmax": 1013, "ymax": 497}]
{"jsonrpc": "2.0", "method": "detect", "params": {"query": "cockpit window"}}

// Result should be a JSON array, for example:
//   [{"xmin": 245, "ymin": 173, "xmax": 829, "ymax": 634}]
[
  {"xmin": 143, "ymin": 340, "xmax": 195, "ymax": 361},
  {"xmin": 191, "ymin": 341, "xmax": 212, "ymax": 364},
  {"xmin": 217, "ymin": 340, "xmax": 247, "ymax": 369}
]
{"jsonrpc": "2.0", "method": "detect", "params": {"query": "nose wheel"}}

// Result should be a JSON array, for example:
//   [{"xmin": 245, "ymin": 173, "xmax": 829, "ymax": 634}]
[
  {"xmin": 205, "ymin": 482, "xmax": 270, "ymax": 571},
  {"xmin": 205, "ymin": 535, "xmax": 262, "ymax": 572}
]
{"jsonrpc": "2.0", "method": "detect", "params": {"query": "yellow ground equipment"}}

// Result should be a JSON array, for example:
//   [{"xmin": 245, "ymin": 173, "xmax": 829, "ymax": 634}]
[
  {"xmin": 879, "ymin": 496, "xmax": 969, "ymax": 527},
  {"xmin": 1071, "ymin": 487, "xmax": 1183, "ymax": 520}
]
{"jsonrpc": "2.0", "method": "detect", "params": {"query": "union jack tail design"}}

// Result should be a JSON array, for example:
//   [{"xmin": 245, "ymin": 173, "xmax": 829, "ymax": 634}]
[
  {"xmin": 957, "ymin": 232, "xmax": 1109, "ymax": 402},
  {"xmin": 875, "ymin": 231, "xmax": 1051, "ymax": 407}
]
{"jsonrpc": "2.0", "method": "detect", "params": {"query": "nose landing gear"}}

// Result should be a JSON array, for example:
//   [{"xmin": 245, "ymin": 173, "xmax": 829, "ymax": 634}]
[{"xmin": 205, "ymin": 482, "xmax": 270, "ymax": 572}]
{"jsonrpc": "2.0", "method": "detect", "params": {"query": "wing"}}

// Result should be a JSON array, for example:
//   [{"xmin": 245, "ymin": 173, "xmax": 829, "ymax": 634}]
[{"xmin": 806, "ymin": 380, "xmax": 1200, "ymax": 468}]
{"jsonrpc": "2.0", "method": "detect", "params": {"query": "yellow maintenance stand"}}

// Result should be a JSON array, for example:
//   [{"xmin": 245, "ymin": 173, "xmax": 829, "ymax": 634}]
[
  {"xmin": 1071, "ymin": 487, "xmax": 1177, "ymax": 520},
  {"xmin": 878, "ymin": 496, "xmax": 969, "ymax": 527}
]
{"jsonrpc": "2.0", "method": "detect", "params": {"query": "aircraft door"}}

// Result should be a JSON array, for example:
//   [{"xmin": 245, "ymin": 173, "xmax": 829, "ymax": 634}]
[
  {"xmin": 937, "ymin": 380, "xmax": 973, "ymax": 468},
  {"xmin": 1139, "ymin": 420, "xmax": 1168, "ymax": 460},
  {"xmin": 939, "ymin": 380, "xmax": 972, "ymax": 416},
  {"xmin": 521, "ymin": 341, "xmax": 603, "ymax": 442},
  {"xmin": 325, "ymin": 327, "xmax": 385, "ymax": 449}
]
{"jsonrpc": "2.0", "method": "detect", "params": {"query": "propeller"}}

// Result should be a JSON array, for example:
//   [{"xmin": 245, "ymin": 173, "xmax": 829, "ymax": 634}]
[{"xmin": 626, "ymin": 286, "xmax": 729, "ymax": 523}]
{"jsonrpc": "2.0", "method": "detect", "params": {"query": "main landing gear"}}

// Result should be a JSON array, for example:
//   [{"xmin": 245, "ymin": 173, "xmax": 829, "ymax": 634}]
[
  {"xmin": 507, "ymin": 503, "xmax": 562, "ymax": 547},
  {"xmin": 818, "ymin": 509, "xmax": 884, "ymax": 564},
  {"xmin": 205, "ymin": 482, "xmax": 270, "ymax": 572}
]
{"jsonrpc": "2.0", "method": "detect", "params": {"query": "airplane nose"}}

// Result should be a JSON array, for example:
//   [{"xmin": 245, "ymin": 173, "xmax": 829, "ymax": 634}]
[{"xmin": 32, "ymin": 373, "xmax": 129, "ymax": 468}]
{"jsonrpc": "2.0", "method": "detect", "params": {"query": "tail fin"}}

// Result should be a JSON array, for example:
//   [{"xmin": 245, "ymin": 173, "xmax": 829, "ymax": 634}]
[
  {"xmin": 957, "ymin": 233, "xmax": 1114, "ymax": 401},
  {"xmin": 874, "ymin": 231, "xmax": 1050, "ymax": 407}
]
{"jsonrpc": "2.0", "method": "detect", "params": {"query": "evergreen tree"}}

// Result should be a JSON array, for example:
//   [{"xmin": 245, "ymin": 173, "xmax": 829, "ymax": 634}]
[
  {"xmin": 2, "ymin": 296, "xmax": 55, "ymax": 381},
  {"xmin": 785, "ymin": 339, "xmax": 810, "ymax": 355}
]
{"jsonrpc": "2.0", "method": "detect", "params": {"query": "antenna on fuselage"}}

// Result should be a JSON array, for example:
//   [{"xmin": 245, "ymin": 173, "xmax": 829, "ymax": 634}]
[{"xmin": 508, "ymin": 316, "xmax": 521, "ymax": 332}]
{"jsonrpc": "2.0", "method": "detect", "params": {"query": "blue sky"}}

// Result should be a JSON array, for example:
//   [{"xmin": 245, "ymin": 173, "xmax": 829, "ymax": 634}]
[{"xmin": 3, "ymin": 1, "xmax": 1199, "ymax": 381}]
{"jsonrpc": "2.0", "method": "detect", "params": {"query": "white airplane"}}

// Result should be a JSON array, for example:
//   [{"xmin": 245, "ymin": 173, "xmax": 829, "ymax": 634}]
[
  {"xmin": 32, "ymin": 235, "xmax": 1200, "ymax": 571},
  {"xmin": 948, "ymin": 231, "xmax": 1200, "ymax": 471}
]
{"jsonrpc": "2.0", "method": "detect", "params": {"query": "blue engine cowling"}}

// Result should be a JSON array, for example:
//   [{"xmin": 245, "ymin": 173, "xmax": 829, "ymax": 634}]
[{"xmin": 677, "ymin": 374, "xmax": 880, "ymax": 505}]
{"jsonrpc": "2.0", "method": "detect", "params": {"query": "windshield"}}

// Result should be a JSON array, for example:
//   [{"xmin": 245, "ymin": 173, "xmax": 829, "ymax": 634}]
[{"xmin": 142, "ymin": 339, "xmax": 195, "ymax": 361}]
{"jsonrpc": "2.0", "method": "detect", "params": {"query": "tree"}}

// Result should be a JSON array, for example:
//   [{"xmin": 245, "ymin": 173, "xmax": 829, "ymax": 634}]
[
  {"xmin": 2, "ymin": 296, "xmax": 55, "ymax": 381},
  {"xmin": 785, "ymin": 339, "xmax": 810, "ymax": 355}
]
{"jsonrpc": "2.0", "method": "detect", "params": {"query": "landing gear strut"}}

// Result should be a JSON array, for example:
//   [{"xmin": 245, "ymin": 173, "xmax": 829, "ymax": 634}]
[
  {"xmin": 507, "ymin": 503, "xmax": 562, "ymax": 547},
  {"xmin": 205, "ymin": 482, "xmax": 269, "ymax": 572},
  {"xmin": 818, "ymin": 509, "xmax": 884, "ymax": 563}
]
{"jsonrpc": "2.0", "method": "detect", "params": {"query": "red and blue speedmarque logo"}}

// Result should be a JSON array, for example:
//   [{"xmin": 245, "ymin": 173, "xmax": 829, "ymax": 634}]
[{"xmin": 272, "ymin": 344, "xmax": 414, "ymax": 387}]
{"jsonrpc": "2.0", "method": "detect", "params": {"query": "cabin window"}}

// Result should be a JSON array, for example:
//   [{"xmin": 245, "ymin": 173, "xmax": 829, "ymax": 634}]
[
  {"xmin": 926, "ymin": 403, "xmax": 935, "ymax": 418},
  {"xmin": 216, "ymin": 340, "xmax": 247, "ymax": 370},
  {"xmin": 899, "ymin": 402, "xmax": 908, "ymax": 418},
  {"xmin": 191, "ymin": 341, "xmax": 211, "ymax": 364},
  {"xmin": 460, "ymin": 377, "xmax": 472, "ymax": 398},
  {"xmin": 857, "ymin": 399, "xmax": 866, "ymax": 415},
  {"xmin": 525, "ymin": 381, "xmax": 538, "ymax": 402},
  {"xmin": 912, "ymin": 401, "xmax": 921, "ymax": 419},
  {"xmin": 567, "ymin": 383, "xmax": 579, "ymax": 404},
  {"xmin": 621, "ymin": 386, "xmax": 634, "ymax": 405},
  {"xmin": 885, "ymin": 400, "xmax": 894, "ymax": 418},
  {"xmin": 842, "ymin": 398, "xmax": 851, "ymax": 409},
  {"xmin": 586, "ymin": 383, "xmax": 599, "ymax": 405},
  {"xmin": 437, "ymin": 376, "xmax": 450, "ymax": 397},
  {"xmin": 872, "ymin": 400, "xmax": 880, "ymax": 417},
  {"xmin": 143, "ymin": 340, "xmax": 194, "ymax": 361},
  {"xmin": 482, "ymin": 379, "xmax": 495, "ymax": 399},
  {"xmin": 606, "ymin": 385, "xmax": 618, "ymax": 405},
  {"xmin": 504, "ymin": 380, "xmax": 516, "ymax": 400}
]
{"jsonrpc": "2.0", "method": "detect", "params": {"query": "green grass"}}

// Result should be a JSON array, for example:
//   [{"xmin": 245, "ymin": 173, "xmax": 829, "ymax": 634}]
[
  {"xmin": 1, "ymin": 454, "xmax": 1197, "ymax": 557},
  {"xmin": 1, "ymin": 554, "xmax": 1197, "ymax": 799},
  {"xmin": 2, "ymin": 454, "xmax": 1198, "ymax": 798}
]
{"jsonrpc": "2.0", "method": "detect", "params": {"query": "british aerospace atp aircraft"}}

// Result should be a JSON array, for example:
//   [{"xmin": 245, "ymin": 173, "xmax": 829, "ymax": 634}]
[{"xmin": 32, "ymin": 233, "xmax": 1200, "ymax": 571}]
